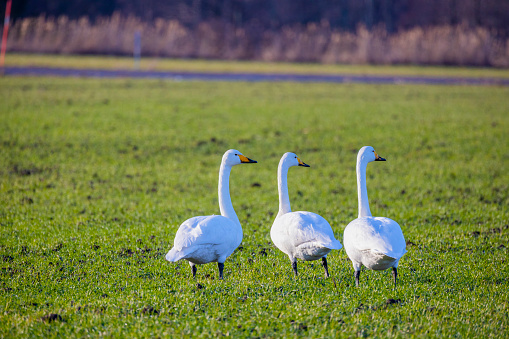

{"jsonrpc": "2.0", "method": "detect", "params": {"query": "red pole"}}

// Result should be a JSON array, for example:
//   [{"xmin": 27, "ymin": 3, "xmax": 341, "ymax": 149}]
[{"xmin": 0, "ymin": 0, "xmax": 13, "ymax": 68}]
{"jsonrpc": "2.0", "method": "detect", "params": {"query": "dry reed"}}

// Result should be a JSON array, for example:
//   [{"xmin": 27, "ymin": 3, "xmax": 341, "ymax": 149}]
[{"xmin": 6, "ymin": 14, "xmax": 509, "ymax": 67}]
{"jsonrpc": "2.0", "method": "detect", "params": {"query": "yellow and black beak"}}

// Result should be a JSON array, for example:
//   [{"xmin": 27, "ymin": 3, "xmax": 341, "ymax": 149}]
[
  {"xmin": 238, "ymin": 154, "xmax": 257, "ymax": 164},
  {"xmin": 297, "ymin": 158, "xmax": 310, "ymax": 167},
  {"xmin": 374, "ymin": 151, "xmax": 386, "ymax": 161}
]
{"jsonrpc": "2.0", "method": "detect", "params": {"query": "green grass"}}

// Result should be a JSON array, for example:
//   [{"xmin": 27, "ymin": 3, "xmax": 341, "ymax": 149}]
[
  {"xmin": 6, "ymin": 53, "xmax": 509, "ymax": 78},
  {"xmin": 0, "ymin": 75, "xmax": 508, "ymax": 338}
]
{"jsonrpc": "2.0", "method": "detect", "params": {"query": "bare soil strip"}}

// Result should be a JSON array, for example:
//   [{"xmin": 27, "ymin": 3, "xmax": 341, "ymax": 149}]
[{"xmin": 4, "ymin": 66, "xmax": 509, "ymax": 86}]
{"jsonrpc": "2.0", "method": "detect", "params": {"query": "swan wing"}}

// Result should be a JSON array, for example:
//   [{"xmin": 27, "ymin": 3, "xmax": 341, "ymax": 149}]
[
  {"xmin": 167, "ymin": 215, "xmax": 240, "ymax": 261},
  {"xmin": 344, "ymin": 216, "xmax": 406, "ymax": 259},
  {"xmin": 272, "ymin": 211, "xmax": 342, "ymax": 250}
]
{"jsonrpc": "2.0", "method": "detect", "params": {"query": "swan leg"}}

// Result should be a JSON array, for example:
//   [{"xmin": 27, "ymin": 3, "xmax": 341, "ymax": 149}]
[
  {"xmin": 191, "ymin": 264, "xmax": 197, "ymax": 278},
  {"xmin": 321, "ymin": 257, "xmax": 330, "ymax": 278},
  {"xmin": 218, "ymin": 262, "xmax": 224, "ymax": 279},
  {"xmin": 292, "ymin": 261, "xmax": 298, "ymax": 276},
  {"xmin": 392, "ymin": 267, "xmax": 398, "ymax": 286},
  {"xmin": 352, "ymin": 262, "xmax": 362, "ymax": 286}
]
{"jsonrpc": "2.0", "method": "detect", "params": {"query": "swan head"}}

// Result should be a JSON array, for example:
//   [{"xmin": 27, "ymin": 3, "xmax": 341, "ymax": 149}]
[
  {"xmin": 358, "ymin": 146, "xmax": 386, "ymax": 163},
  {"xmin": 281, "ymin": 152, "xmax": 310, "ymax": 168},
  {"xmin": 222, "ymin": 149, "xmax": 257, "ymax": 167}
]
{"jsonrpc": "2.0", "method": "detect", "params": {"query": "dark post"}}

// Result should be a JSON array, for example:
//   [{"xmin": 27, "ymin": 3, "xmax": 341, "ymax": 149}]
[{"xmin": 134, "ymin": 30, "xmax": 141, "ymax": 70}]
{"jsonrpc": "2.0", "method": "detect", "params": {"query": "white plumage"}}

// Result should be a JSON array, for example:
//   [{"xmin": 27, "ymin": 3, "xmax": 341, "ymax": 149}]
[
  {"xmin": 271, "ymin": 152, "xmax": 342, "ymax": 277},
  {"xmin": 343, "ymin": 146, "xmax": 406, "ymax": 286},
  {"xmin": 165, "ymin": 149, "xmax": 257, "ymax": 279},
  {"xmin": 166, "ymin": 215, "xmax": 241, "ymax": 264}
]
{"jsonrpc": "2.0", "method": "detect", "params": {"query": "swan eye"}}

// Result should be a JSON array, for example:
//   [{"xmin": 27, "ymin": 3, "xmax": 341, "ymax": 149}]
[{"xmin": 235, "ymin": 154, "xmax": 238, "ymax": 156}]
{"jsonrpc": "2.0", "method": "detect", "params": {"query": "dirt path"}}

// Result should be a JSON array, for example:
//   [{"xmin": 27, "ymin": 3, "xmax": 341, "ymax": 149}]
[{"xmin": 3, "ymin": 66, "xmax": 509, "ymax": 86}]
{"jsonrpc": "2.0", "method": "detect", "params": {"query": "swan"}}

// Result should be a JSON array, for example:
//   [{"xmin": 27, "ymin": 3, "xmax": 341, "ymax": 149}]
[
  {"xmin": 271, "ymin": 152, "xmax": 342, "ymax": 277},
  {"xmin": 343, "ymin": 146, "xmax": 406, "ymax": 286},
  {"xmin": 165, "ymin": 149, "xmax": 257, "ymax": 279}
]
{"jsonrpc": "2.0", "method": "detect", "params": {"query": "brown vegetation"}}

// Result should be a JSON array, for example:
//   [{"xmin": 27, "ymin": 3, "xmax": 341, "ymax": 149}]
[{"xmin": 7, "ymin": 14, "xmax": 509, "ymax": 67}]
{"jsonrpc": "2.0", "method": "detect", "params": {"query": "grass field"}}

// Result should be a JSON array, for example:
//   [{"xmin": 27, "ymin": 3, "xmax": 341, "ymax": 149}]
[
  {"xmin": 0, "ymin": 73, "xmax": 508, "ymax": 337},
  {"xmin": 5, "ymin": 53, "xmax": 509, "ymax": 79}
]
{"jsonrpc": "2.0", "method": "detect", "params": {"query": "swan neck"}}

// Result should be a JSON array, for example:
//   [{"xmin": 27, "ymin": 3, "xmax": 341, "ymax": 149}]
[
  {"xmin": 277, "ymin": 160, "xmax": 292, "ymax": 217},
  {"xmin": 357, "ymin": 158, "xmax": 372, "ymax": 218},
  {"xmin": 218, "ymin": 163, "xmax": 240, "ymax": 226}
]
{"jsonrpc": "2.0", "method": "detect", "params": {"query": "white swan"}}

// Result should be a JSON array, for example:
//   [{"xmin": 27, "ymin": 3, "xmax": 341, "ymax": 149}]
[
  {"xmin": 271, "ymin": 152, "xmax": 342, "ymax": 277},
  {"xmin": 165, "ymin": 149, "xmax": 257, "ymax": 279},
  {"xmin": 343, "ymin": 146, "xmax": 406, "ymax": 286}
]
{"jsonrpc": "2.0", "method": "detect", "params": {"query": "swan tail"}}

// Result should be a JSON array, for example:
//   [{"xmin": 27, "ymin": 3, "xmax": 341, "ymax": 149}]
[
  {"xmin": 361, "ymin": 250, "xmax": 399, "ymax": 270},
  {"xmin": 371, "ymin": 250, "xmax": 395, "ymax": 259},
  {"xmin": 372, "ymin": 247, "xmax": 407, "ymax": 260},
  {"xmin": 327, "ymin": 239, "xmax": 343, "ymax": 250},
  {"xmin": 165, "ymin": 248, "xmax": 185, "ymax": 262},
  {"xmin": 298, "ymin": 239, "xmax": 342, "ymax": 251},
  {"xmin": 316, "ymin": 236, "xmax": 342, "ymax": 250}
]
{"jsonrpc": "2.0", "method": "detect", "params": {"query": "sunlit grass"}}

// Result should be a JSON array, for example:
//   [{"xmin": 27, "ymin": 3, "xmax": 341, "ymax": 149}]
[{"xmin": 0, "ymin": 77, "xmax": 508, "ymax": 337}]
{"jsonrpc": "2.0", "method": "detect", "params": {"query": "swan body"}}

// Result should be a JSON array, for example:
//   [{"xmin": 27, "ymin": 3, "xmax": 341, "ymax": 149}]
[
  {"xmin": 165, "ymin": 149, "xmax": 257, "ymax": 279},
  {"xmin": 271, "ymin": 152, "xmax": 342, "ymax": 277},
  {"xmin": 271, "ymin": 212, "xmax": 342, "ymax": 261},
  {"xmin": 343, "ymin": 146, "xmax": 406, "ymax": 286},
  {"xmin": 166, "ymin": 215, "xmax": 241, "ymax": 265}
]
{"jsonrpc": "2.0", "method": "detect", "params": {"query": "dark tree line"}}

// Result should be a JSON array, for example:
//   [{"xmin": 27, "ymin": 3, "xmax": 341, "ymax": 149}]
[{"xmin": 2, "ymin": 0, "xmax": 509, "ymax": 35}]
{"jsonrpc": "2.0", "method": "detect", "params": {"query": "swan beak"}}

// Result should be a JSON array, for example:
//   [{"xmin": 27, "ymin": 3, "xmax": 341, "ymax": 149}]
[
  {"xmin": 374, "ymin": 152, "xmax": 386, "ymax": 161},
  {"xmin": 239, "ymin": 154, "xmax": 257, "ymax": 163},
  {"xmin": 297, "ymin": 158, "xmax": 310, "ymax": 167}
]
